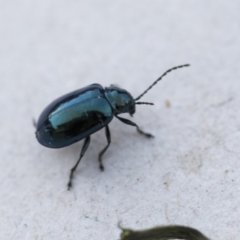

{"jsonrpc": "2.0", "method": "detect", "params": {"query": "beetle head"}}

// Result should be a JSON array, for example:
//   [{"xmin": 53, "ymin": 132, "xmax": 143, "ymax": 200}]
[{"xmin": 105, "ymin": 86, "xmax": 135, "ymax": 116}]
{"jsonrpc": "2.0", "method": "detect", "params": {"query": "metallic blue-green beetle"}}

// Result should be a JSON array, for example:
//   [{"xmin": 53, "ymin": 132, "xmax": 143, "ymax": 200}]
[{"xmin": 35, "ymin": 64, "xmax": 189, "ymax": 189}]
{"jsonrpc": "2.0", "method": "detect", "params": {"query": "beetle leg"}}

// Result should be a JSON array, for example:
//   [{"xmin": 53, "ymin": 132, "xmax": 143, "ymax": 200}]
[
  {"xmin": 98, "ymin": 125, "xmax": 111, "ymax": 171},
  {"xmin": 68, "ymin": 136, "xmax": 91, "ymax": 190},
  {"xmin": 32, "ymin": 118, "xmax": 37, "ymax": 128},
  {"xmin": 116, "ymin": 116, "xmax": 154, "ymax": 138}
]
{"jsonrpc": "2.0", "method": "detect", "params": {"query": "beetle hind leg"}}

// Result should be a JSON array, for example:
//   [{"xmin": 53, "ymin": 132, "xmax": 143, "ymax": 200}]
[
  {"xmin": 67, "ymin": 136, "xmax": 91, "ymax": 190},
  {"xmin": 116, "ymin": 116, "xmax": 154, "ymax": 138},
  {"xmin": 32, "ymin": 118, "xmax": 37, "ymax": 128},
  {"xmin": 98, "ymin": 125, "xmax": 111, "ymax": 171}
]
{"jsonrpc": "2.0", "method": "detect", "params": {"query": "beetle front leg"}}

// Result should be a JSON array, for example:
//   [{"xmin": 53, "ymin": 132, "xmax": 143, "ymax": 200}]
[
  {"xmin": 116, "ymin": 116, "xmax": 154, "ymax": 138},
  {"xmin": 98, "ymin": 125, "xmax": 111, "ymax": 171},
  {"xmin": 68, "ymin": 136, "xmax": 91, "ymax": 190}
]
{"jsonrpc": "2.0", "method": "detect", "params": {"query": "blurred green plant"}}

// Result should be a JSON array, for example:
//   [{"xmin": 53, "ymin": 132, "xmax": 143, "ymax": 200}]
[{"xmin": 119, "ymin": 224, "xmax": 210, "ymax": 240}]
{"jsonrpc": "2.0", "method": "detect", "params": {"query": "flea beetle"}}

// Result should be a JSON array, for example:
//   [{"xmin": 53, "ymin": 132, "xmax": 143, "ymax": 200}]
[{"xmin": 35, "ymin": 64, "xmax": 190, "ymax": 189}]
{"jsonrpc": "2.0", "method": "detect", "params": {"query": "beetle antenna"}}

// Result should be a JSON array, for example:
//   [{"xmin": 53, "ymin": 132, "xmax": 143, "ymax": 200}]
[
  {"xmin": 134, "ymin": 64, "xmax": 190, "ymax": 101},
  {"xmin": 135, "ymin": 101, "xmax": 154, "ymax": 105}
]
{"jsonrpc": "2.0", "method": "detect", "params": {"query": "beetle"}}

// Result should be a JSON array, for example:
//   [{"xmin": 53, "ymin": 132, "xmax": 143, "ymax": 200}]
[{"xmin": 35, "ymin": 64, "xmax": 190, "ymax": 189}]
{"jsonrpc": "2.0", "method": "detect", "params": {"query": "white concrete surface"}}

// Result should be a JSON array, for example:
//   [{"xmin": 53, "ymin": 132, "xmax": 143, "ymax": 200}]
[{"xmin": 0, "ymin": 1, "xmax": 239, "ymax": 239}]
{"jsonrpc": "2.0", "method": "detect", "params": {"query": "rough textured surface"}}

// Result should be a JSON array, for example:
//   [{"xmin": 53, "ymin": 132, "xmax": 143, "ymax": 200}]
[{"xmin": 0, "ymin": 1, "xmax": 239, "ymax": 239}]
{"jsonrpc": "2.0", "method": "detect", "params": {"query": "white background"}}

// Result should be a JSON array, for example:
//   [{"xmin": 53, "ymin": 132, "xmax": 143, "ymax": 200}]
[{"xmin": 1, "ymin": 1, "xmax": 240, "ymax": 239}]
